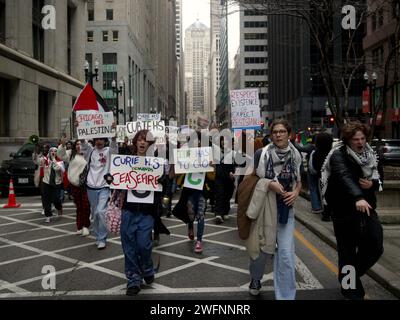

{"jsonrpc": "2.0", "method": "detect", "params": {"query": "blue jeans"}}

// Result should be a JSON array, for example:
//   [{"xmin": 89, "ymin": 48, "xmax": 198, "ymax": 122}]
[
  {"xmin": 308, "ymin": 172, "xmax": 322, "ymax": 212},
  {"xmin": 120, "ymin": 210, "xmax": 155, "ymax": 288},
  {"xmin": 86, "ymin": 188, "xmax": 110, "ymax": 243},
  {"xmin": 188, "ymin": 191, "xmax": 206, "ymax": 242},
  {"xmin": 249, "ymin": 210, "xmax": 296, "ymax": 300}
]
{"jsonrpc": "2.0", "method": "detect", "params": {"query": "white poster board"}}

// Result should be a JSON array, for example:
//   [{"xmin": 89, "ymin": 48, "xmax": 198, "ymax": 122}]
[
  {"xmin": 76, "ymin": 111, "xmax": 115, "ymax": 139},
  {"xmin": 184, "ymin": 173, "xmax": 206, "ymax": 190},
  {"xmin": 174, "ymin": 147, "xmax": 213, "ymax": 174},
  {"xmin": 116, "ymin": 125, "xmax": 128, "ymax": 143},
  {"xmin": 230, "ymin": 89, "xmax": 261, "ymax": 130},
  {"xmin": 127, "ymin": 190, "xmax": 155, "ymax": 203},
  {"xmin": 109, "ymin": 155, "xmax": 163, "ymax": 191},
  {"xmin": 137, "ymin": 113, "xmax": 161, "ymax": 121},
  {"xmin": 125, "ymin": 120, "xmax": 166, "ymax": 144}
]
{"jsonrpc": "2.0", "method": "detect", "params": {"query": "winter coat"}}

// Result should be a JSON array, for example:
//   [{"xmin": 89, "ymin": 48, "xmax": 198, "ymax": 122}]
[
  {"xmin": 57, "ymin": 146, "xmax": 87, "ymax": 187},
  {"xmin": 325, "ymin": 146, "xmax": 381, "ymax": 216}
]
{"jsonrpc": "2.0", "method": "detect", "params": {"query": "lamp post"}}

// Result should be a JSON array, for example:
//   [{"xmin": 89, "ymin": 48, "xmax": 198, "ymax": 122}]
[
  {"xmin": 112, "ymin": 79, "xmax": 124, "ymax": 125},
  {"xmin": 84, "ymin": 59, "xmax": 99, "ymax": 86},
  {"xmin": 364, "ymin": 71, "xmax": 378, "ymax": 124}
]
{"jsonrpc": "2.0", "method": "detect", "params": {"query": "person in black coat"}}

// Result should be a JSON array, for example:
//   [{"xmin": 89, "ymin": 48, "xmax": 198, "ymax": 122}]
[{"xmin": 321, "ymin": 122, "xmax": 384, "ymax": 300}]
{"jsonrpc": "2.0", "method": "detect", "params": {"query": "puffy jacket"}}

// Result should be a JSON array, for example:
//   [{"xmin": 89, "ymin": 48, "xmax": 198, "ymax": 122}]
[{"xmin": 325, "ymin": 146, "xmax": 381, "ymax": 215}]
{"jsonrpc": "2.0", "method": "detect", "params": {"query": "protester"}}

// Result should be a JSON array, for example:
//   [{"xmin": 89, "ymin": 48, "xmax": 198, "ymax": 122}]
[
  {"xmin": 58, "ymin": 138, "xmax": 91, "ymax": 236},
  {"xmin": 33, "ymin": 143, "xmax": 50, "ymax": 216},
  {"xmin": 116, "ymin": 129, "xmax": 166, "ymax": 295},
  {"xmin": 246, "ymin": 119, "xmax": 302, "ymax": 300},
  {"xmin": 33, "ymin": 147, "xmax": 65, "ymax": 223},
  {"xmin": 307, "ymin": 132, "xmax": 333, "ymax": 221},
  {"xmin": 80, "ymin": 135, "xmax": 118, "ymax": 250},
  {"xmin": 321, "ymin": 122, "xmax": 384, "ymax": 300}
]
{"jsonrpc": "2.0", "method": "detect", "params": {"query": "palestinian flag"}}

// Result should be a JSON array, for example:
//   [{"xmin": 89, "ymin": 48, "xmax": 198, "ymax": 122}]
[{"xmin": 73, "ymin": 83, "xmax": 110, "ymax": 113}]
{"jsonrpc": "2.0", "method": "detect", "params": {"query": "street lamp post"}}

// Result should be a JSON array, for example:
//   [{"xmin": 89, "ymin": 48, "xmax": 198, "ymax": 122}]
[
  {"xmin": 84, "ymin": 59, "xmax": 99, "ymax": 86},
  {"xmin": 364, "ymin": 71, "xmax": 378, "ymax": 124},
  {"xmin": 112, "ymin": 79, "xmax": 124, "ymax": 125}
]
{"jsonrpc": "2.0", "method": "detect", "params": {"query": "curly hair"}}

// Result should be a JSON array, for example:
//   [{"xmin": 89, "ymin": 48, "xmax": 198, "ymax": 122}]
[
  {"xmin": 341, "ymin": 121, "xmax": 371, "ymax": 145},
  {"xmin": 130, "ymin": 130, "xmax": 155, "ymax": 155}
]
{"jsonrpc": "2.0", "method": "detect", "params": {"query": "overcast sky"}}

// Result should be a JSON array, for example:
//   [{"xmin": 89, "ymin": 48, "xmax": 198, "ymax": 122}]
[{"xmin": 182, "ymin": 0, "xmax": 240, "ymax": 67}]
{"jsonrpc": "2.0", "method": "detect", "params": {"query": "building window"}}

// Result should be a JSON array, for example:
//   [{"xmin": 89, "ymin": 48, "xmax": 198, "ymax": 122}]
[
  {"xmin": 67, "ymin": 6, "xmax": 75, "ymax": 75},
  {"xmin": 245, "ymin": 45, "xmax": 267, "ymax": 52},
  {"xmin": 0, "ymin": 77, "xmax": 10, "ymax": 136},
  {"xmin": 244, "ymin": 10, "xmax": 268, "ymax": 16},
  {"xmin": 244, "ymin": 33, "xmax": 267, "ymax": 40},
  {"xmin": 371, "ymin": 12, "xmax": 377, "ymax": 31},
  {"xmin": 113, "ymin": 31, "xmax": 119, "ymax": 42},
  {"xmin": 378, "ymin": 8, "xmax": 384, "ymax": 27},
  {"xmin": 372, "ymin": 46, "xmax": 384, "ymax": 67},
  {"xmin": 0, "ymin": 0, "xmax": 5, "ymax": 44},
  {"xmin": 245, "ymin": 57, "xmax": 268, "ymax": 64},
  {"xmin": 245, "ymin": 69, "xmax": 268, "ymax": 76},
  {"xmin": 106, "ymin": 9, "xmax": 113, "ymax": 21},
  {"xmin": 88, "ymin": 9, "xmax": 94, "ymax": 21},
  {"xmin": 245, "ymin": 81, "xmax": 268, "ymax": 88},
  {"xmin": 103, "ymin": 31, "xmax": 109, "ymax": 42},
  {"xmin": 32, "ymin": 0, "xmax": 45, "ymax": 62},
  {"xmin": 38, "ymin": 90, "xmax": 49, "ymax": 137},
  {"xmin": 87, "ymin": 31, "xmax": 94, "ymax": 42},
  {"xmin": 244, "ymin": 21, "xmax": 267, "ymax": 28}
]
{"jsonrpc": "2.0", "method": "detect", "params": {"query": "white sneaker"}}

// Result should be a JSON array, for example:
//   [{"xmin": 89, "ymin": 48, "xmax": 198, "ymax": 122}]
[
  {"xmin": 82, "ymin": 227, "xmax": 90, "ymax": 237},
  {"xmin": 41, "ymin": 209, "xmax": 45, "ymax": 216},
  {"xmin": 215, "ymin": 215, "xmax": 224, "ymax": 224},
  {"xmin": 76, "ymin": 229, "xmax": 83, "ymax": 235},
  {"xmin": 97, "ymin": 242, "xmax": 106, "ymax": 250},
  {"xmin": 45, "ymin": 217, "xmax": 51, "ymax": 223}
]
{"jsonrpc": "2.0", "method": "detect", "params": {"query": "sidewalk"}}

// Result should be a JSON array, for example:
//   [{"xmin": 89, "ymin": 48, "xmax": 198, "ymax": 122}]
[{"xmin": 295, "ymin": 193, "xmax": 400, "ymax": 299}]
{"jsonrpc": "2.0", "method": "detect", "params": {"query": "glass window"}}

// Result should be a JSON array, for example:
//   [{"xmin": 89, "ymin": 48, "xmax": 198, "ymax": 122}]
[
  {"xmin": 106, "ymin": 9, "xmax": 113, "ymax": 21},
  {"xmin": 103, "ymin": 31, "xmax": 108, "ymax": 42},
  {"xmin": 87, "ymin": 31, "xmax": 94, "ymax": 42},
  {"xmin": 113, "ymin": 31, "xmax": 119, "ymax": 42}
]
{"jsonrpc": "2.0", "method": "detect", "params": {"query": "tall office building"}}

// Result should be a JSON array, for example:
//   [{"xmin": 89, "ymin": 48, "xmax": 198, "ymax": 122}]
[
  {"xmin": 184, "ymin": 20, "xmax": 210, "ymax": 122},
  {"xmin": 0, "ymin": 0, "xmax": 87, "ymax": 160},
  {"xmin": 85, "ymin": 0, "xmax": 176, "ymax": 123},
  {"xmin": 239, "ymin": 3, "xmax": 269, "ymax": 127}
]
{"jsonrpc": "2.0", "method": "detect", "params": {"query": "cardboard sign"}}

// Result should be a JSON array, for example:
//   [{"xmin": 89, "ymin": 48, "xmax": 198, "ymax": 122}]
[
  {"xmin": 184, "ymin": 173, "xmax": 206, "ymax": 190},
  {"xmin": 127, "ymin": 190, "xmax": 155, "ymax": 203},
  {"xmin": 174, "ymin": 147, "xmax": 213, "ymax": 174},
  {"xmin": 230, "ymin": 89, "xmax": 261, "ymax": 130},
  {"xmin": 125, "ymin": 120, "xmax": 166, "ymax": 144},
  {"xmin": 110, "ymin": 155, "xmax": 164, "ymax": 191},
  {"xmin": 116, "ymin": 125, "xmax": 128, "ymax": 143},
  {"xmin": 76, "ymin": 111, "xmax": 115, "ymax": 139},
  {"xmin": 137, "ymin": 113, "xmax": 161, "ymax": 121}
]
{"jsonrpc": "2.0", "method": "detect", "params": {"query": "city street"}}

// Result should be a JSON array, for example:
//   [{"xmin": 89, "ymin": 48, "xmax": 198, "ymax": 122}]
[{"xmin": 0, "ymin": 195, "xmax": 396, "ymax": 300}]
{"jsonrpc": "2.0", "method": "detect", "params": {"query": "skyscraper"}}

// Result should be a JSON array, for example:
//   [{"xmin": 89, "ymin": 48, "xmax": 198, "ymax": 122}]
[{"xmin": 184, "ymin": 20, "xmax": 210, "ymax": 121}]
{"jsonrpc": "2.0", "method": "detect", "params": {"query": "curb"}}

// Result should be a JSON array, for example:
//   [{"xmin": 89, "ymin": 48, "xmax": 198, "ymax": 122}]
[{"xmin": 295, "ymin": 207, "xmax": 400, "ymax": 299}]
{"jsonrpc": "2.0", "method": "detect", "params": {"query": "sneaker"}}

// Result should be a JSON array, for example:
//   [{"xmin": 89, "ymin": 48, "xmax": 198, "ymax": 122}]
[
  {"xmin": 126, "ymin": 286, "xmax": 141, "ymax": 296},
  {"xmin": 144, "ymin": 275, "xmax": 155, "ymax": 285},
  {"xmin": 82, "ymin": 227, "xmax": 90, "ymax": 237},
  {"xmin": 41, "ymin": 209, "xmax": 45, "ymax": 216},
  {"xmin": 194, "ymin": 241, "xmax": 203, "ymax": 253},
  {"xmin": 45, "ymin": 217, "xmax": 51, "ymax": 223},
  {"xmin": 97, "ymin": 242, "xmax": 106, "ymax": 250},
  {"xmin": 76, "ymin": 229, "xmax": 83, "ymax": 235},
  {"xmin": 249, "ymin": 279, "xmax": 261, "ymax": 296},
  {"xmin": 57, "ymin": 209, "xmax": 63, "ymax": 216},
  {"xmin": 188, "ymin": 226, "xmax": 194, "ymax": 241},
  {"xmin": 215, "ymin": 215, "xmax": 224, "ymax": 224}
]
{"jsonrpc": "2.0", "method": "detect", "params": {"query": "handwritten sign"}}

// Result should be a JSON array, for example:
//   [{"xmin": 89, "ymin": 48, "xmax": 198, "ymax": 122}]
[
  {"xmin": 125, "ymin": 120, "xmax": 166, "ymax": 144},
  {"xmin": 127, "ymin": 190, "xmax": 154, "ymax": 203},
  {"xmin": 116, "ymin": 125, "xmax": 128, "ymax": 143},
  {"xmin": 230, "ymin": 89, "xmax": 261, "ymax": 130},
  {"xmin": 184, "ymin": 173, "xmax": 206, "ymax": 190},
  {"xmin": 76, "ymin": 111, "xmax": 115, "ymax": 139},
  {"xmin": 174, "ymin": 147, "xmax": 213, "ymax": 174},
  {"xmin": 137, "ymin": 113, "xmax": 161, "ymax": 121},
  {"xmin": 110, "ymin": 155, "xmax": 164, "ymax": 191}
]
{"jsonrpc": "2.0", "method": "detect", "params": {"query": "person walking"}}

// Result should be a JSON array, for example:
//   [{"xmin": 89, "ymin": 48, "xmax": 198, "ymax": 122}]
[
  {"xmin": 117, "ymin": 130, "xmax": 166, "ymax": 295},
  {"xmin": 321, "ymin": 121, "xmax": 384, "ymax": 300},
  {"xmin": 34, "ymin": 147, "xmax": 65, "ymax": 223},
  {"xmin": 246, "ymin": 119, "xmax": 302, "ymax": 300},
  {"xmin": 80, "ymin": 135, "xmax": 118, "ymax": 250},
  {"xmin": 58, "ymin": 138, "xmax": 91, "ymax": 236},
  {"xmin": 307, "ymin": 132, "xmax": 333, "ymax": 221}
]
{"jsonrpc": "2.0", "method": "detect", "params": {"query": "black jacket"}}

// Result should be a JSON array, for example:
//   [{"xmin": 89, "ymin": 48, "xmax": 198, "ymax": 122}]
[{"xmin": 325, "ymin": 146, "xmax": 381, "ymax": 216}]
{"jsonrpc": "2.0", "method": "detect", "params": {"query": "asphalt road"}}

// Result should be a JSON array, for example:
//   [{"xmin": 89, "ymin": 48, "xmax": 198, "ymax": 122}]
[{"xmin": 0, "ymin": 195, "xmax": 397, "ymax": 300}]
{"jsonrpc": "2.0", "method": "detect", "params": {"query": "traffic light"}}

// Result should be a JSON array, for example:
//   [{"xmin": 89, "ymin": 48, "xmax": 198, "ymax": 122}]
[{"xmin": 329, "ymin": 116, "xmax": 335, "ymax": 125}]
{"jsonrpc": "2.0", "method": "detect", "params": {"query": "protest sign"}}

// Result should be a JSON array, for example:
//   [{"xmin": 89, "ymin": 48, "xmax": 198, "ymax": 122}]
[
  {"xmin": 125, "ymin": 120, "xmax": 166, "ymax": 144},
  {"xmin": 116, "ymin": 125, "xmax": 128, "ymax": 143},
  {"xmin": 174, "ymin": 147, "xmax": 213, "ymax": 174},
  {"xmin": 110, "ymin": 155, "xmax": 164, "ymax": 191},
  {"xmin": 230, "ymin": 89, "xmax": 261, "ymax": 130},
  {"xmin": 184, "ymin": 173, "xmax": 206, "ymax": 190},
  {"xmin": 127, "ymin": 190, "xmax": 154, "ymax": 204},
  {"xmin": 137, "ymin": 113, "xmax": 161, "ymax": 121},
  {"xmin": 76, "ymin": 111, "xmax": 115, "ymax": 139}
]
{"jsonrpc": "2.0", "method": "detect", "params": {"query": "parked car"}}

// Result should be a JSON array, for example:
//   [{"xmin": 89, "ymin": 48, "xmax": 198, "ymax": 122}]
[
  {"xmin": 0, "ymin": 141, "xmax": 58, "ymax": 198},
  {"xmin": 371, "ymin": 139, "xmax": 400, "ymax": 167}
]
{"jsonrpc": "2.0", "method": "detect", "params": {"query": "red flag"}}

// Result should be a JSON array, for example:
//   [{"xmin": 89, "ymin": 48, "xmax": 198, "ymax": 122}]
[
  {"xmin": 362, "ymin": 88, "xmax": 370, "ymax": 113},
  {"xmin": 73, "ymin": 83, "xmax": 110, "ymax": 113}
]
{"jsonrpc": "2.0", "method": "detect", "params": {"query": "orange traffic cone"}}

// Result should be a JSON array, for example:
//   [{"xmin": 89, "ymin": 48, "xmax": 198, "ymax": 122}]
[{"xmin": 3, "ymin": 179, "xmax": 21, "ymax": 208}]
